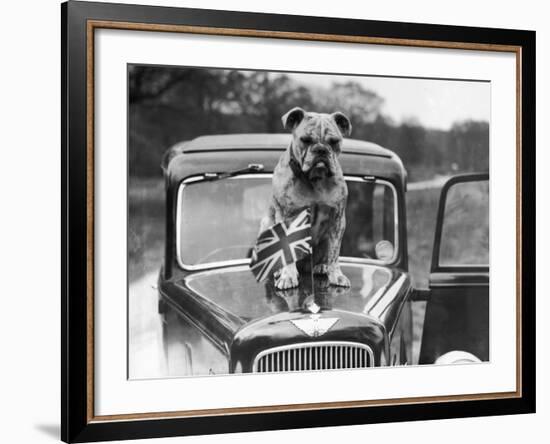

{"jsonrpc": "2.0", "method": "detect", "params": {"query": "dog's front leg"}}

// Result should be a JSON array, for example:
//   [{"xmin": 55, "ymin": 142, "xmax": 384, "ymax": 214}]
[
  {"xmin": 314, "ymin": 213, "xmax": 350, "ymax": 287},
  {"xmin": 274, "ymin": 263, "xmax": 299, "ymax": 289}
]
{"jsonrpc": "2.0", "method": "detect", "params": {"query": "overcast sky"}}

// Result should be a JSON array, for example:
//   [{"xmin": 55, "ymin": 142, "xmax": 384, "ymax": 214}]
[{"xmin": 287, "ymin": 72, "xmax": 490, "ymax": 131}]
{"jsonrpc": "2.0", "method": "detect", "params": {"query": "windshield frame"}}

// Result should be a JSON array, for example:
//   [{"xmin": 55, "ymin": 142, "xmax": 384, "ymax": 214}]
[{"xmin": 175, "ymin": 173, "xmax": 399, "ymax": 271}]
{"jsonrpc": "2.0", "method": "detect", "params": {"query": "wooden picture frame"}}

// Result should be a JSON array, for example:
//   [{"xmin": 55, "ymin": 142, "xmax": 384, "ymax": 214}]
[{"xmin": 62, "ymin": 1, "xmax": 535, "ymax": 442}]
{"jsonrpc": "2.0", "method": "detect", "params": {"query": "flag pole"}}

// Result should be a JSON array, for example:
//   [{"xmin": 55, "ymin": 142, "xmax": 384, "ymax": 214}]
[{"xmin": 310, "ymin": 205, "xmax": 315, "ymax": 299}]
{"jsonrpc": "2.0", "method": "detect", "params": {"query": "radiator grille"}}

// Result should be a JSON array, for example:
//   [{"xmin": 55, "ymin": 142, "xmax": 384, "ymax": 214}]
[{"xmin": 253, "ymin": 342, "xmax": 374, "ymax": 373}]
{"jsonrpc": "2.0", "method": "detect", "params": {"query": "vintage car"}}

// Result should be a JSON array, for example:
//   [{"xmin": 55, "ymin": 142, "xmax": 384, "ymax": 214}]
[{"xmin": 158, "ymin": 133, "xmax": 489, "ymax": 375}]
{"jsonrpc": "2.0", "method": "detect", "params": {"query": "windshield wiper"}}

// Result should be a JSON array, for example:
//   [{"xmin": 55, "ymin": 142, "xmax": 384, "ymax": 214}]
[{"xmin": 198, "ymin": 163, "xmax": 265, "ymax": 181}]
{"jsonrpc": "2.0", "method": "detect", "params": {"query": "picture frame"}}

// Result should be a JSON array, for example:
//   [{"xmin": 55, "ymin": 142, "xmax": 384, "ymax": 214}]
[{"xmin": 61, "ymin": 1, "xmax": 536, "ymax": 442}]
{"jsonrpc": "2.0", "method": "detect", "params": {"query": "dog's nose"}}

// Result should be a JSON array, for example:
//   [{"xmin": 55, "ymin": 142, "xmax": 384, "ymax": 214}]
[{"xmin": 312, "ymin": 144, "xmax": 329, "ymax": 156}]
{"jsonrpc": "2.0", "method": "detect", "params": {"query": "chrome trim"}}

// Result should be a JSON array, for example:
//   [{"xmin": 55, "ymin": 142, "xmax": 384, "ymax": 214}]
[
  {"xmin": 252, "ymin": 341, "xmax": 374, "ymax": 373},
  {"xmin": 176, "ymin": 174, "xmax": 399, "ymax": 271},
  {"xmin": 364, "ymin": 274, "xmax": 409, "ymax": 318}
]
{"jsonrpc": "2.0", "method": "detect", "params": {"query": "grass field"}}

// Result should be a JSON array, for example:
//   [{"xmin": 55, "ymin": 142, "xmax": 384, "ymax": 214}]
[
  {"xmin": 405, "ymin": 186, "xmax": 441, "ymax": 362},
  {"xmin": 128, "ymin": 177, "xmax": 449, "ymax": 364},
  {"xmin": 406, "ymin": 187, "xmax": 441, "ymax": 288},
  {"xmin": 128, "ymin": 177, "xmax": 165, "ymax": 282}
]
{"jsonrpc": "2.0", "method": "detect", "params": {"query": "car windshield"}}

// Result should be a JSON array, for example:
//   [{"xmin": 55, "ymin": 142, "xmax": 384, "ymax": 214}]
[{"xmin": 177, "ymin": 175, "xmax": 397, "ymax": 267}]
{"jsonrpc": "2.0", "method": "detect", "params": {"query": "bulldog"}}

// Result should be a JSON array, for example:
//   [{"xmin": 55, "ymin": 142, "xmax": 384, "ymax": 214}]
[{"xmin": 261, "ymin": 107, "xmax": 352, "ymax": 290}]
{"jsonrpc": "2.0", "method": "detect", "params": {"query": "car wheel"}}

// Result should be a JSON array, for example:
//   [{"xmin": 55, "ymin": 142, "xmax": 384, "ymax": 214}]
[{"xmin": 435, "ymin": 350, "xmax": 482, "ymax": 365}]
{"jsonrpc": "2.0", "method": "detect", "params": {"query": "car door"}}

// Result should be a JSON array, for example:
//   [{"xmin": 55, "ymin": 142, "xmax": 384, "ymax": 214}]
[{"xmin": 418, "ymin": 173, "xmax": 489, "ymax": 365}]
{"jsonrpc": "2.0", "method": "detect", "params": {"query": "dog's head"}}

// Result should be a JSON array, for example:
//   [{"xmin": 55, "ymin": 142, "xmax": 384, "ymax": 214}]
[{"xmin": 282, "ymin": 107, "xmax": 352, "ymax": 181}]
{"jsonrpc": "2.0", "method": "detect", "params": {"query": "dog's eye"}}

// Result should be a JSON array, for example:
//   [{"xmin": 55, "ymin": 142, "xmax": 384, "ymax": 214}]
[
  {"xmin": 327, "ymin": 137, "xmax": 340, "ymax": 145},
  {"xmin": 300, "ymin": 136, "xmax": 313, "ymax": 144}
]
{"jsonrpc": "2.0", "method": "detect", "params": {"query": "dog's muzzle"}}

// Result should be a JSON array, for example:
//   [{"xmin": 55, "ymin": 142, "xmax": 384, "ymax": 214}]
[
  {"xmin": 306, "ymin": 158, "xmax": 333, "ymax": 181},
  {"xmin": 303, "ymin": 145, "xmax": 334, "ymax": 179}
]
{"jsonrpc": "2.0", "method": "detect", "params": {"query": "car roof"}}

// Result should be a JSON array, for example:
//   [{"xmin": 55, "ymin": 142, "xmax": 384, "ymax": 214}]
[
  {"xmin": 178, "ymin": 133, "xmax": 395, "ymax": 157},
  {"xmin": 164, "ymin": 133, "xmax": 407, "ymax": 189}
]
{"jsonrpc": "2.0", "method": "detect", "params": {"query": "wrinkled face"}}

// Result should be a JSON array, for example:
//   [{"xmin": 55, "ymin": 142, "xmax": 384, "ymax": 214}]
[{"xmin": 282, "ymin": 107, "xmax": 352, "ymax": 182}]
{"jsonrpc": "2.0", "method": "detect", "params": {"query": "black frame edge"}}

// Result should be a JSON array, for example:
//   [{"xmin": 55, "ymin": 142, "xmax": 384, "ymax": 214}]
[
  {"xmin": 61, "ymin": 1, "xmax": 68, "ymax": 442},
  {"xmin": 62, "ymin": 1, "xmax": 536, "ymax": 442},
  {"xmin": 74, "ymin": 397, "xmax": 535, "ymax": 443},
  {"xmin": 68, "ymin": 0, "xmax": 535, "ymax": 43},
  {"xmin": 520, "ymin": 30, "xmax": 536, "ymax": 415},
  {"xmin": 64, "ymin": 1, "xmax": 91, "ymax": 442}
]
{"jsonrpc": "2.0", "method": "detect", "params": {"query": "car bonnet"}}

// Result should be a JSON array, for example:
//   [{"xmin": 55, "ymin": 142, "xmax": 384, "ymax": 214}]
[{"xmin": 181, "ymin": 263, "xmax": 398, "ymax": 323}]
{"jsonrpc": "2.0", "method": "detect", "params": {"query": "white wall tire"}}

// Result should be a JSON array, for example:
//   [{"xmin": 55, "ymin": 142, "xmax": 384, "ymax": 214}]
[{"xmin": 435, "ymin": 350, "xmax": 482, "ymax": 365}]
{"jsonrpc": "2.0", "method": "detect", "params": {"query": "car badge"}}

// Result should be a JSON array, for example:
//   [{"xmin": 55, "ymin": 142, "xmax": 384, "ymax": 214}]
[{"xmin": 290, "ymin": 315, "xmax": 339, "ymax": 338}]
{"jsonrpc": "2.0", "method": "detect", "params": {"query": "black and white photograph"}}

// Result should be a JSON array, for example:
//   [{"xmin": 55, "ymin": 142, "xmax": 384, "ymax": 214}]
[
  {"xmin": 128, "ymin": 65, "xmax": 490, "ymax": 379},
  {"xmin": 0, "ymin": 0, "xmax": 542, "ymax": 442}
]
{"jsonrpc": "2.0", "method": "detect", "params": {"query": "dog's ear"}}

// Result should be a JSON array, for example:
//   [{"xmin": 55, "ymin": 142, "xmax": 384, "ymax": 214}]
[
  {"xmin": 282, "ymin": 107, "xmax": 306, "ymax": 131},
  {"xmin": 331, "ymin": 112, "xmax": 352, "ymax": 137}
]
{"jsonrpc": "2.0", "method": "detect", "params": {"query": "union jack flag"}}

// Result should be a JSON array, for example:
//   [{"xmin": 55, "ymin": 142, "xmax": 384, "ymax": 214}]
[{"xmin": 250, "ymin": 208, "xmax": 312, "ymax": 282}]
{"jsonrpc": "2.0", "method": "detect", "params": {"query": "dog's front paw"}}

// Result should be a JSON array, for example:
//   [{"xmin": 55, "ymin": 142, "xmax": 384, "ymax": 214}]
[
  {"xmin": 313, "ymin": 264, "xmax": 329, "ymax": 275},
  {"xmin": 275, "ymin": 264, "xmax": 299, "ymax": 290},
  {"xmin": 327, "ymin": 265, "xmax": 351, "ymax": 287}
]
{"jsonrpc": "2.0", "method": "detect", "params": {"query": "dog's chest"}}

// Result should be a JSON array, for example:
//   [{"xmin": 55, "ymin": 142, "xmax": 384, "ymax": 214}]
[
  {"xmin": 310, "ymin": 204, "xmax": 336, "ymax": 242},
  {"xmin": 283, "ymin": 178, "xmax": 344, "ymax": 208}
]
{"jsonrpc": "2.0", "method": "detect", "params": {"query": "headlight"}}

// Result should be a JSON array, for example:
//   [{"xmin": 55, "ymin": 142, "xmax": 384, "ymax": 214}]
[{"xmin": 375, "ymin": 240, "xmax": 394, "ymax": 261}]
